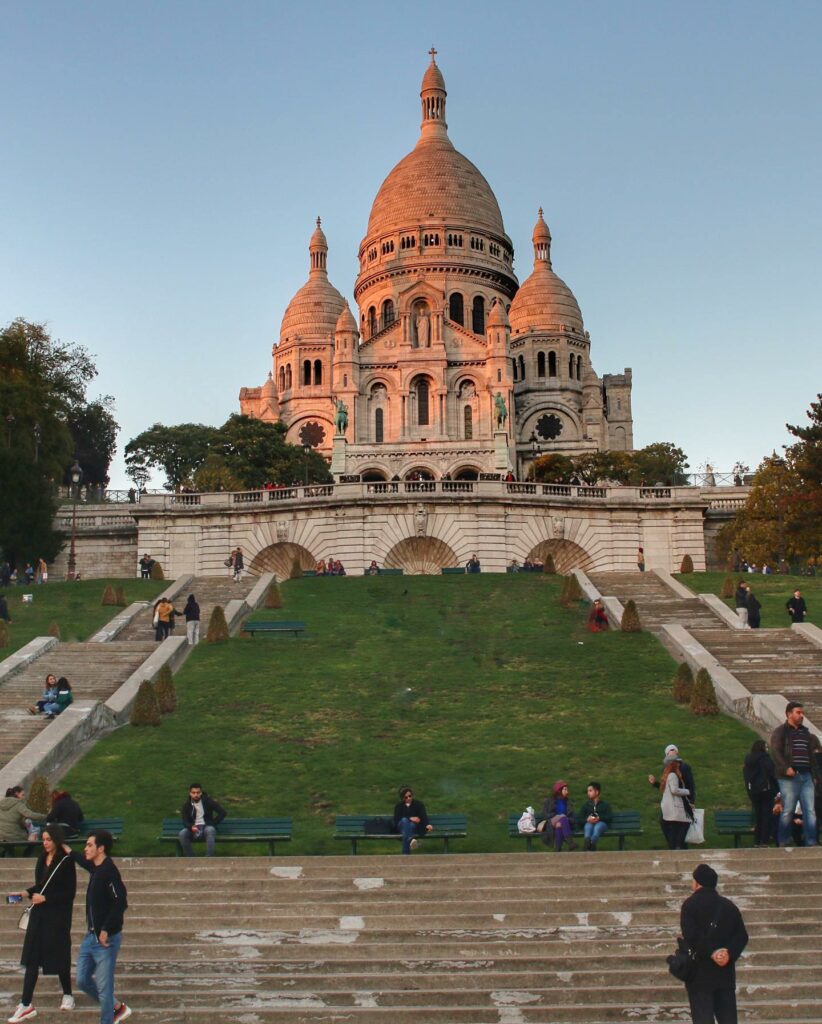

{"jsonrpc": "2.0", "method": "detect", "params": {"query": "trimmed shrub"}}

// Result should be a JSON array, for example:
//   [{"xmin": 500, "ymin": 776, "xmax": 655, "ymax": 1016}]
[
  {"xmin": 559, "ymin": 573, "xmax": 583, "ymax": 607},
  {"xmin": 680, "ymin": 554, "xmax": 694, "ymax": 574},
  {"xmin": 720, "ymin": 575, "xmax": 735, "ymax": 598},
  {"xmin": 101, "ymin": 584, "xmax": 117, "ymax": 606},
  {"xmin": 115, "ymin": 586, "xmax": 127, "ymax": 607},
  {"xmin": 28, "ymin": 776, "xmax": 51, "ymax": 814},
  {"xmin": 672, "ymin": 662, "xmax": 694, "ymax": 703},
  {"xmin": 691, "ymin": 668, "xmax": 720, "ymax": 716},
  {"xmin": 153, "ymin": 664, "xmax": 177, "ymax": 713},
  {"xmin": 621, "ymin": 599, "xmax": 642, "ymax": 632},
  {"xmin": 130, "ymin": 679, "xmax": 162, "ymax": 726},
  {"xmin": 265, "ymin": 582, "xmax": 283, "ymax": 609},
  {"xmin": 47, "ymin": 621, "xmax": 61, "ymax": 639},
  {"xmin": 206, "ymin": 605, "xmax": 230, "ymax": 644},
  {"xmin": 150, "ymin": 561, "xmax": 165, "ymax": 580},
  {"xmin": 0, "ymin": 621, "xmax": 8, "ymax": 648},
  {"xmin": 289, "ymin": 556, "xmax": 303, "ymax": 581},
  {"xmin": 542, "ymin": 554, "xmax": 557, "ymax": 575}
]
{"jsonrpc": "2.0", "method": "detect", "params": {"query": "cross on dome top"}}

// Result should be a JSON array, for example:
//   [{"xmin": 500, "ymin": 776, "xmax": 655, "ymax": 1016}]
[
  {"xmin": 420, "ymin": 48, "xmax": 447, "ymax": 136},
  {"xmin": 428, "ymin": 46, "xmax": 437, "ymax": 62}
]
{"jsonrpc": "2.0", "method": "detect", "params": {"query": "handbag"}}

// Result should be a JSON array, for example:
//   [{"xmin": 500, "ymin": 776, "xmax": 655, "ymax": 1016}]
[
  {"xmin": 667, "ymin": 901, "xmax": 722, "ymax": 982},
  {"xmin": 685, "ymin": 808, "xmax": 705, "ymax": 845},
  {"xmin": 18, "ymin": 853, "xmax": 68, "ymax": 932}
]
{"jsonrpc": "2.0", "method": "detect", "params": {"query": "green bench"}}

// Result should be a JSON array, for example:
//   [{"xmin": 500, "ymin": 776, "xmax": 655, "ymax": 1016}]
[
  {"xmin": 301, "ymin": 570, "xmax": 317, "ymax": 577},
  {"xmin": 441, "ymin": 567, "xmax": 466, "ymax": 575},
  {"xmin": 334, "ymin": 813, "xmax": 468, "ymax": 855},
  {"xmin": 715, "ymin": 809, "xmax": 755, "ymax": 847},
  {"xmin": 507, "ymin": 810, "xmax": 643, "ymax": 851},
  {"xmin": 378, "ymin": 568, "xmax": 404, "ymax": 576},
  {"xmin": 243, "ymin": 620, "xmax": 306, "ymax": 637},
  {"xmin": 0, "ymin": 817, "xmax": 125, "ymax": 857},
  {"xmin": 159, "ymin": 817, "xmax": 293, "ymax": 855}
]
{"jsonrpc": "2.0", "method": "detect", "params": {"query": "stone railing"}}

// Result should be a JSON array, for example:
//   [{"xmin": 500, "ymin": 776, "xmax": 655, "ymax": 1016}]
[{"xmin": 54, "ymin": 511, "xmax": 137, "ymax": 532}]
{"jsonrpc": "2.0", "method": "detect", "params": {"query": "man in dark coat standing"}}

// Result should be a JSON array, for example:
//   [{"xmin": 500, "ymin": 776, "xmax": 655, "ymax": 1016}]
[{"xmin": 679, "ymin": 864, "xmax": 748, "ymax": 1024}]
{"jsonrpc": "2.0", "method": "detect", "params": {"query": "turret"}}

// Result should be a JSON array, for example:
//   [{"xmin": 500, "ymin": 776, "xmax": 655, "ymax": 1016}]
[{"xmin": 332, "ymin": 302, "xmax": 360, "ymax": 438}]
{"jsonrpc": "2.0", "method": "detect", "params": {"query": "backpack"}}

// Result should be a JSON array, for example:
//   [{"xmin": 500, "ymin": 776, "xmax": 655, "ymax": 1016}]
[
  {"xmin": 363, "ymin": 817, "xmax": 393, "ymax": 835},
  {"xmin": 517, "ymin": 807, "xmax": 537, "ymax": 834}
]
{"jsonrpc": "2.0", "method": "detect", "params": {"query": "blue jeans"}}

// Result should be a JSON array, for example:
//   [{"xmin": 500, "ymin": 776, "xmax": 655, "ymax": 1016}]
[
  {"xmin": 778, "ymin": 771, "xmax": 818, "ymax": 846},
  {"xmin": 583, "ymin": 820, "xmax": 609, "ymax": 845},
  {"xmin": 397, "ymin": 817, "xmax": 418, "ymax": 854},
  {"xmin": 77, "ymin": 930, "xmax": 122, "ymax": 1024},
  {"xmin": 178, "ymin": 825, "xmax": 217, "ymax": 856}
]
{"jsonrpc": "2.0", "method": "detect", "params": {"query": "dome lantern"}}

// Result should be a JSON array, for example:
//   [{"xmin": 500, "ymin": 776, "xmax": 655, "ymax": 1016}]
[
  {"xmin": 309, "ymin": 216, "xmax": 328, "ymax": 275},
  {"xmin": 532, "ymin": 207, "xmax": 552, "ymax": 266},
  {"xmin": 420, "ymin": 47, "xmax": 447, "ymax": 138}
]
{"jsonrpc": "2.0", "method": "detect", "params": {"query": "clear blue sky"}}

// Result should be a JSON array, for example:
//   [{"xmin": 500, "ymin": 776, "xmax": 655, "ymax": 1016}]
[{"xmin": 3, "ymin": 0, "xmax": 820, "ymax": 487}]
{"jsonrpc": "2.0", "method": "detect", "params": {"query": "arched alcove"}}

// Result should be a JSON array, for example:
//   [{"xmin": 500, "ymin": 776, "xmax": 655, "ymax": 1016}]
[
  {"xmin": 248, "ymin": 542, "xmax": 315, "ymax": 580},
  {"xmin": 384, "ymin": 536, "xmax": 459, "ymax": 575},
  {"xmin": 526, "ymin": 539, "xmax": 594, "ymax": 574}
]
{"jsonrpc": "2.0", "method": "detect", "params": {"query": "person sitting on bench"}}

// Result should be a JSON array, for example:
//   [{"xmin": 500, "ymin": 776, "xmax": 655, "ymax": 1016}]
[
  {"xmin": 578, "ymin": 781, "xmax": 613, "ymax": 850},
  {"xmin": 392, "ymin": 786, "xmax": 432, "ymax": 854},
  {"xmin": 178, "ymin": 784, "xmax": 226, "ymax": 857}
]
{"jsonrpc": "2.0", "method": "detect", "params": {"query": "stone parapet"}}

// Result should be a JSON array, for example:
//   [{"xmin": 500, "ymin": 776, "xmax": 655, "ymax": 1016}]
[{"xmin": 0, "ymin": 637, "xmax": 58, "ymax": 686}]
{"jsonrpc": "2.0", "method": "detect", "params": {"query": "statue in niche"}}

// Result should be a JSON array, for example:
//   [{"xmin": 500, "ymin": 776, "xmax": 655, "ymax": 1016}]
[
  {"xmin": 415, "ymin": 311, "xmax": 430, "ymax": 348},
  {"xmin": 415, "ymin": 504, "xmax": 428, "ymax": 537},
  {"xmin": 494, "ymin": 392, "xmax": 508, "ymax": 430},
  {"xmin": 334, "ymin": 398, "xmax": 349, "ymax": 436},
  {"xmin": 459, "ymin": 380, "xmax": 476, "ymax": 399},
  {"xmin": 553, "ymin": 516, "xmax": 564, "ymax": 539},
  {"xmin": 276, "ymin": 520, "xmax": 290, "ymax": 543}
]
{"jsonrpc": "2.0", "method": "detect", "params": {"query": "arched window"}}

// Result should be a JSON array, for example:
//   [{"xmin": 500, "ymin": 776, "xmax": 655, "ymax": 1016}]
[
  {"xmin": 375, "ymin": 407, "xmax": 384, "ymax": 443},
  {"xmin": 512, "ymin": 359, "xmax": 518, "ymax": 382},
  {"xmin": 367, "ymin": 306, "xmax": 377, "ymax": 337},
  {"xmin": 549, "ymin": 351, "xmax": 557, "ymax": 377},
  {"xmin": 569, "ymin": 353, "xmax": 575, "ymax": 379},
  {"xmin": 518, "ymin": 354, "xmax": 526, "ymax": 380},
  {"xmin": 497, "ymin": 368, "xmax": 502, "ymax": 383},
  {"xmin": 449, "ymin": 292, "xmax": 464, "ymax": 326},
  {"xmin": 417, "ymin": 379, "xmax": 430, "ymax": 426},
  {"xmin": 285, "ymin": 364, "xmax": 292, "ymax": 389},
  {"xmin": 472, "ymin": 296, "xmax": 485, "ymax": 334},
  {"xmin": 278, "ymin": 366, "xmax": 285, "ymax": 391},
  {"xmin": 463, "ymin": 405, "xmax": 473, "ymax": 440},
  {"xmin": 314, "ymin": 359, "xmax": 322, "ymax": 385},
  {"xmin": 303, "ymin": 360, "xmax": 312, "ymax": 386},
  {"xmin": 577, "ymin": 355, "xmax": 583, "ymax": 380},
  {"xmin": 537, "ymin": 351, "xmax": 546, "ymax": 377},
  {"xmin": 382, "ymin": 299, "xmax": 395, "ymax": 329}
]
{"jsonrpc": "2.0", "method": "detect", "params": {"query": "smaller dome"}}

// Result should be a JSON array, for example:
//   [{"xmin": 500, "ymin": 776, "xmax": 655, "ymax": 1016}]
[
  {"xmin": 509, "ymin": 264, "xmax": 583, "ymax": 335},
  {"xmin": 532, "ymin": 208, "xmax": 551, "ymax": 246},
  {"xmin": 486, "ymin": 298, "xmax": 510, "ymax": 329},
  {"xmin": 335, "ymin": 301, "xmax": 358, "ymax": 334},
  {"xmin": 279, "ymin": 219, "xmax": 345, "ymax": 344},
  {"xmin": 310, "ymin": 216, "xmax": 327, "ymax": 250},
  {"xmin": 421, "ymin": 59, "xmax": 446, "ymax": 94}
]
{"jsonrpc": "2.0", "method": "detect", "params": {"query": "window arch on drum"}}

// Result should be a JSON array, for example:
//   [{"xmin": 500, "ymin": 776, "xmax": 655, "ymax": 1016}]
[
  {"xmin": 449, "ymin": 292, "xmax": 464, "ymax": 326},
  {"xmin": 472, "ymin": 295, "xmax": 485, "ymax": 334}
]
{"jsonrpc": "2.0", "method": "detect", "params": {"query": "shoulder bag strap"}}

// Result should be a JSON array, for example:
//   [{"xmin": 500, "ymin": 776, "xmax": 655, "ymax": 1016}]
[{"xmin": 37, "ymin": 852, "xmax": 67, "ymax": 897}]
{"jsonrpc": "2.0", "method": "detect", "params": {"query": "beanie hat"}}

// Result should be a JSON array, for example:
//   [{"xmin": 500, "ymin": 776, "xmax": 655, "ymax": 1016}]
[
  {"xmin": 664, "ymin": 744, "xmax": 679, "ymax": 756},
  {"xmin": 552, "ymin": 780, "xmax": 568, "ymax": 797},
  {"xmin": 693, "ymin": 864, "xmax": 718, "ymax": 889}
]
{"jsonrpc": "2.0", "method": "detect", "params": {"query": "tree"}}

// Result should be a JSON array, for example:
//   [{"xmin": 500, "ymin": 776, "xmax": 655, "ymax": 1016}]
[
  {"xmin": 691, "ymin": 668, "xmax": 719, "ymax": 716},
  {"xmin": 206, "ymin": 605, "xmax": 230, "ymax": 643},
  {"xmin": 66, "ymin": 396, "xmax": 119, "ymax": 488},
  {"xmin": 680, "ymin": 554, "xmax": 694, "ymax": 573},
  {"xmin": 529, "ymin": 453, "xmax": 574, "ymax": 483},
  {"xmin": 265, "ymin": 582, "xmax": 283, "ymax": 608},
  {"xmin": 621, "ymin": 599, "xmax": 642, "ymax": 632},
  {"xmin": 124, "ymin": 422, "xmax": 219, "ymax": 491},
  {"xmin": 0, "ymin": 449, "xmax": 63, "ymax": 567},
  {"xmin": 672, "ymin": 662, "xmax": 694, "ymax": 703},
  {"xmin": 27, "ymin": 776, "xmax": 51, "ymax": 814},
  {"xmin": 630, "ymin": 442, "xmax": 689, "ymax": 487},
  {"xmin": 130, "ymin": 680, "xmax": 162, "ymax": 725},
  {"xmin": 192, "ymin": 454, "xmax": 244, "ymax": 493},
  {"xmin": 153, "ymin": 664, "xmax": 177, "ymax": 713}
]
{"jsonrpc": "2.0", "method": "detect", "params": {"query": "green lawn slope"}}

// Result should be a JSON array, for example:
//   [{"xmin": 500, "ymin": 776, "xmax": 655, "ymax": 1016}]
[
  {"xmin": 63, "ymin": 575, "xmax": 759, "ymax": 855},
  {"xmin": 0, "ymin": 579, "xmax": 166, "ymax": 653},
  {"xmin": 676, "ymin": 571, "xmax": 822, "ymax": 629}
]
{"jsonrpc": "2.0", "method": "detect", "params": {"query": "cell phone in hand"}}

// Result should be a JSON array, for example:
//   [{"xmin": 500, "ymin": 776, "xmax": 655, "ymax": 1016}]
[{"xmin": 6, "ymin": 894, "xmax": 22, "ymax": 904}]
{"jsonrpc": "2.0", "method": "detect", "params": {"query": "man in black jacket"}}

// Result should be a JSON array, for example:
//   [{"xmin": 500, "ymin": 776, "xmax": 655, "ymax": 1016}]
[
  {"xmin": 392, "ymin": 786, "xmax": 432, "ymax": 854},
  {"xmin": 178, "ymin": 784, "xmax": 226, "ymax": 857},
  {"xmin": 679, "ymin": 864, "xmax": 748, "ymax": 1024},
  {"xmin": 68, "ymin": 829, "xmax": 131, "ymax": 1023},
  {"xmin": 786, "ymin": 589, "xmax": 808, "ymax": 623}
]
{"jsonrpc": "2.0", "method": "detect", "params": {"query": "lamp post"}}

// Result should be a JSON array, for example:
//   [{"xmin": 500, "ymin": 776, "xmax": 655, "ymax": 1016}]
[
  {"xmin": 303, "ymin": 445, "xmax": 311, "ymax": 487},
  {"xmin": 66, "ymin": 460, "xmax": 83, "ymax": 581},
  {"xmin": 528, "ymin": 432, "xmax": 540, "ymax": 480},
  {"xmin": 33, "ymin": 422, "xmax": 41, "ymax": 463},
  {"xmin": 5, "ymin": 412, "xmax": 14, "ymax": 448}
]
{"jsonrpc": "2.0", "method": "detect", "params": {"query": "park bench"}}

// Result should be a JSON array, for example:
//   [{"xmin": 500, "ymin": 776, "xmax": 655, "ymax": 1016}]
[
  {"xmin": 441, "ymin": 567, "xmax": 466, "ymax": 575},
  {"xmin": 334, "ymin": 813, "xmax": 468, "ymax": 855},
  {"xmin": 243, "ymin": 620, "xmax": 306, "ymax": 638},
  {"xmin": 159, "ymin": 817, "xmax": 293, "ymax": 855},
  {"xmin": 715, "ymin": 809, "xmax": 755, "ymax": 847},
  {"xmin": 0, "ymin": 817, "xmax": 125, "ymax": 857},
  {"xmin": 378, "ymin": 568, "xmax": 404, "ymax": 576},
  {"xmin": 507, "ymin": 810, "xmax": 643, "ymax": 851},
  {"xmin": 301, "ymin": 570, "xmax": 317, "ymax": 577}
]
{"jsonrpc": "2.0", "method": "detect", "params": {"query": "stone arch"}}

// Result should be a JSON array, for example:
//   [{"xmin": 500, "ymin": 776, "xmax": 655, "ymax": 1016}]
[
  {"xmin": 451, "ymin": 464, "xmax": 480, "ymax": 480},
  {"xmin": 361, "ymin": 468, "xmax": 388, "ymax": 481},
  {"xmin": 248, "ymin": 542, "xmax": 315, "ymax": 580},
  {"xmin": 403, "ymin": 465, "xmax": 436, "ymax": 480},
  {"xmin": 385, "ymin": 536, "xmax": 459, "ymax": 575},
  {"xmin": 526, "ymin": 539, "xmax": 594, "ymax": 574}
]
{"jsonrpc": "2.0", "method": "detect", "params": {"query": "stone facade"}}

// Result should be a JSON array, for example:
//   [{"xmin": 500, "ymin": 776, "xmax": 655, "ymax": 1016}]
[{"xmin": 239, "ymin": 53, "xmax": 633, "ymax": 480}]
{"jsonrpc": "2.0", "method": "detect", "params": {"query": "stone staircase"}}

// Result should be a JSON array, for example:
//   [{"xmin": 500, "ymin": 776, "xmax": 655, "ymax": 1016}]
[
  {"xmin": 691, "ymin": 627, "xmax": 822, "ymax": 723},
  {"xmin": 117, "ymin": 575, "xmax": 254, "ymax": 642},
  {"xmin": 1, "ymin": 849, "xmax": 821, "ymax": 1022},
  {"xmin": 587, "ymin": 572, "xmax": 723, "ymax": 633},
  {"xmin": 0, "ymin": 642, "xmax": 155, "ymax": 767}
]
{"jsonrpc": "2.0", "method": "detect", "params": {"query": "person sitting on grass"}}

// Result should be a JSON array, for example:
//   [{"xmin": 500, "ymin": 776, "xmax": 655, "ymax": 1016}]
[
  {"xmin": 42, "ymin": 678, "xmax": 73, "ymax": 720},
  {"xmin": 586, "ymin": 599, "xmax": 609, "ymax": 632},
  {"xmin": 578, "ymin": 781, "xmax": 613, "ymax": 851},
  {"xmin": 541, "ymin": 781, "xmax": 577, "ymax": 851},
  {"xmin": 392, "ymin": 786, "xmax": 432, "ymax": 855},
  {"xmin": 28, "ymin": 675, "xmax": 58, "ymax": 716}
]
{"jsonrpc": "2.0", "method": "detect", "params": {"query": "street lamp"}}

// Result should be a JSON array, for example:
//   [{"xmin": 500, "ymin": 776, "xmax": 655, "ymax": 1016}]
[
  {"xmin": 66, "ymin": 460, "xmax": 83, "ymax": 581},
  {"xmin": 33, "ymin": 422, "xmax": 41, "ymax": 463},
  {"xmin": 303, "ymin": 445, "xmax": 311, "ymax": 487}
]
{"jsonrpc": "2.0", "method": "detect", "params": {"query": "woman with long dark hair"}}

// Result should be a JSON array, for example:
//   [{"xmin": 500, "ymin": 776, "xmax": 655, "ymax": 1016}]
[
  {"xmin": 8, "ymin": 823, "xmax": 77, "ymax": 1022},
  {"xmin": 743, "ymin": 739, "xmax": 777, "ymax": 846},
  {"xmin": 660, "ymin": 754, "xmax": 692, "ymax": 850}
]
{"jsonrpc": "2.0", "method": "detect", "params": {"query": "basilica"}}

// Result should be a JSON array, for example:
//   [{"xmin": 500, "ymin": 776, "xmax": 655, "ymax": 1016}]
[{"xmin": 239, "ymin": 52, "xmax": 634, "ymax": 480}]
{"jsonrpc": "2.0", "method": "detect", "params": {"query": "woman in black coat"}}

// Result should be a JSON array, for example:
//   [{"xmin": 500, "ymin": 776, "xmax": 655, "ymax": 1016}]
[
  {"xmin": 743, "ymin": 739, "xmax": 777, "ymax": 846},
  {"xmin": 47, "ymin": 789, "xmax": 84, "ymax": 838},
  {"xmin": 11, "ymin": 823, "xmax": 77, "ymax": 1018}
]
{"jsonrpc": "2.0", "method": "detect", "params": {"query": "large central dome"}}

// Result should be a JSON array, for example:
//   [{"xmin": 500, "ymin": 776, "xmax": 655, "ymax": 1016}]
[{"xmin": 365, "ymin": 54, "xmax": 507, "ymax": 241}]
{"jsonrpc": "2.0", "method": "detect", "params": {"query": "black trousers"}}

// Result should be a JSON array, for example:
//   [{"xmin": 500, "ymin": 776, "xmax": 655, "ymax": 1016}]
[
  {"xmin": 22, "ymin": 962, "xmax": 72, "ymax": 1004},
  {"xmin": 750, "ymin": 792, "xmax": 774, "ymax": 845},
  {"xmin": 662, "ymin": 818, "xmax": 690, "ymax": 850},
  {"xmin": 687, "ymin": 984, "xmax": 737, "ymax": 1024}
]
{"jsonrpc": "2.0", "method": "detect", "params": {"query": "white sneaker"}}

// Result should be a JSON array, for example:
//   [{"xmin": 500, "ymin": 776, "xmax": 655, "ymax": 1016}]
[
  {"xmin": 409, "ymin": 838, "xmax": 419, "ymax": 850},
  {"xmin": 60, "ymin": 995, "xmax": 75, "ymax": 1011},
  {"xmin": 8, "ymin": 1005, "xmax": 37, "ymax": 1023}
]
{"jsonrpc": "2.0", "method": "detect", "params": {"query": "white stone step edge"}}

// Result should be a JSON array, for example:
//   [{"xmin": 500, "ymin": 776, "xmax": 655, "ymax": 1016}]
[
  {"xmin": 0, "ymin": 637, "xmax": 58, "ymax": 688},
  {"xmin": 794, "ymin": 622, "xmax": 822, "ymax": 651},
  {"xmin": 574, "ymin": 570, "xmax": 624, "ymax": 628},
  {"xmin": 651, "ymin": 568, "xmax": 699, "ymax": 600},
  {"xmin": 696, "ymin": 592, "xmax": 747, "ymax": 630},
  {"xmin": 660, "ymin": 623, "xmax": 822, "ymax": 741}
]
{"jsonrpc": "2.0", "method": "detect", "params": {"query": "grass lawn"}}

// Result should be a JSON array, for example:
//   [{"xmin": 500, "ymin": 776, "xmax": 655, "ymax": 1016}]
[
  {"xmin": 675, "ymin": 571, "xmax": 822, "ymax": 629},
  {"xmin": 62, "ymin": 575, "xmax": 760, "ymax": 856},
  {"xmin": 0, "ymin": 579, "xmax": 166, "ymax": 653}
]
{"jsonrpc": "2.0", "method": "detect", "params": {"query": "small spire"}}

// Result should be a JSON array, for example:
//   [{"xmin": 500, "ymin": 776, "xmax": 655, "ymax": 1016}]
[
  {"xmin": 532, "ymin": 207, "xmax": 552, "ymax": 265},
  {"xmin": 309, "ymin": 216, "xmax": 328, "ymax": 275},
  {"xmin": 420, "ymin": 49, "xmax": 447, "ymax": 137}
]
